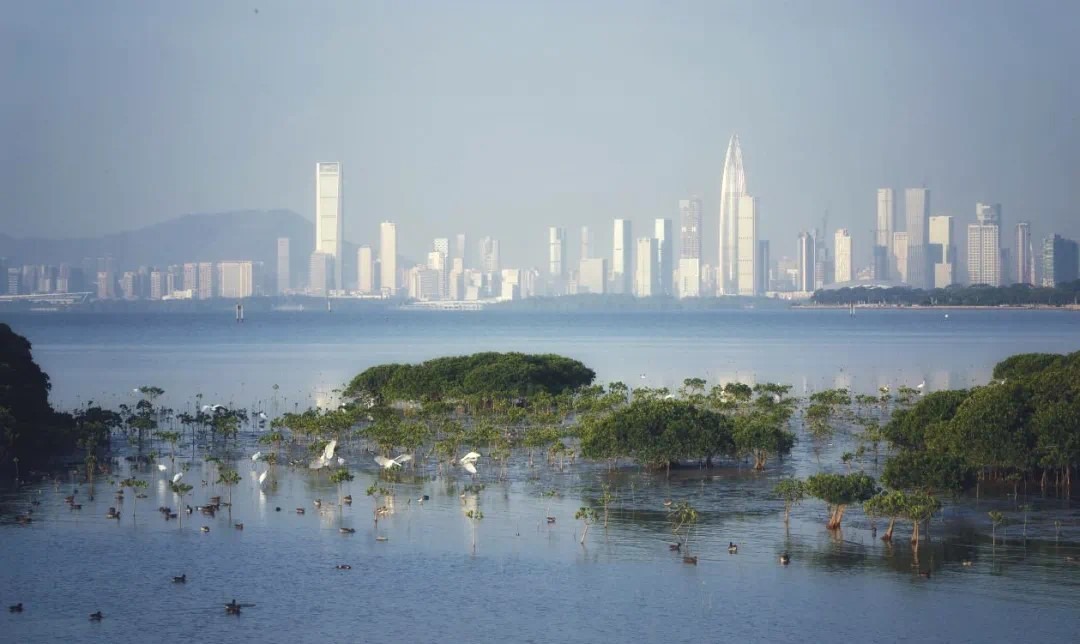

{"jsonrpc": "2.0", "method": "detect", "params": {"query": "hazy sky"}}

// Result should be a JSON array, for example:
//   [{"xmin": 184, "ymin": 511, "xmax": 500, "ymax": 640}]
[{"xmin": 3, "ymin": 0, "xmax": 1078, "ymax": 267}]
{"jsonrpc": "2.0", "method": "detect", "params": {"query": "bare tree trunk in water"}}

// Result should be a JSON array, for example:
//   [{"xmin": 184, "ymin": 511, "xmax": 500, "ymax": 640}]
[
  {"xmin": 883, "ymin": 517, "xmax": 896, "ymax": 541},
  {"xmin": 911, "ymin": 520, "xmax": 920, "ymax": 547}
]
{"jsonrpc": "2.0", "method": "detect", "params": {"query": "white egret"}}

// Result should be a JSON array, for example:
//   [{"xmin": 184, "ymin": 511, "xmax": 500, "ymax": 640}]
[
  {"xmin": 258, "ymin": 470, "xmax": 268, "ymax": 486},
  {"xmin": 257, "ymin": 412, "xmax": 268, "ymax": 420},
  {"xmin": 337, "ymin": 457, "xmax": 346, "ymax": 466},
  {"xmin": 374, "ymin": 454, "xmax": 413, "ymax": 470},
  {"xmin": 172, "ymin": 472, "xmax": 184, "ymax": 484},
  {"xmin": 251, "ymin": 451, "xmax": 262, "ymax": 462},
  {"xmin": 308, "ymin": 439, "xmax": 339, "ymax": 470},
  {"xmin": 916, "ymin": 381, "xmax": 926, "ymax": 391},
  {"xmin": 157, "ymin": 464, "xmax": 167, "ymax": 472},
  {"xmin": 459, "ymin": 452, "xmax": 480, "ymax": 475}
]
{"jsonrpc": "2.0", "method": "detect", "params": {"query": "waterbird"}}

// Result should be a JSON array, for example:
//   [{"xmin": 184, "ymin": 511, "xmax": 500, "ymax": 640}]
[
  {"xmin": 375, "ymin": 454, "xmax": 413, "ymax": 470},
  {"xmin": 961, "ymin": 560, "xmax": 973, "ymax": 567},
  {"xmin": 343, "ymin": 495, "xmax": 352, "ymax": 504},
  {"xmin": 682, "ymin": 556, "xmax": 698, "ymax": 565},
  {"xmin": 157, "ymin": 464, "xmax": 167, "ymax": 472},
  {"xmin": 728, "ymin": 542, "xmax": 738, "ymax": 554},
  {"xmin": 251, "ymin": 451, "xmax": 262, "ymax": 462},
  {"xmin": 339, "ymin": 527, "xmax": 356, "ymax": 534},
  {"xmin": 375, "ymin": 536, "xmax": 388, "ymax": 542},
  {"xmin": 172, "ymin": 574, "xmax": 186, "ymax": 583},
  {"xmin": 234, "ymin": 523, "xmax": 244, "ymax": 530},
  {"xmin": 89, "ymin": 611, "xmax": 103, "ymax": 621},
  {"xmin": 918, "ymin": 570, "xmax": 931, "ymax": 578},
  {"xmin": 172, "ymin": 472, "xmax": 184, "ymax": 484},
  {"xmin": 314, "ymin": 499, "xmax": 322, "ymax": 509},
  {"xmin": 335, "ymin": 564, "xmax": 352, "ymax": 570},
  {"xmin": 9, "ymin": 603, "xmax": 23, "ymax": 613},
  {"xmin": 258, "ymin": 470, "xmax": 268, "ymax": 486},
  {"xmin": 458, "ymin": 451, "xmax": 481, "ymax": 475},
  {"xmin": 200, "ymin": 526, "xmax": 210, "ymax": 533},
  {"xmin": 779, "ymin": 553, "xmax": 790, "ymax": 565},
  {"xmin": 546, "ymin": 516, "xmax": 556, "ymax": 524},
  {"xmin": 296, "ymin": 508, "xmax": 305, "ymax": 515},
  {"xmin": 668, "ymin": 543, "xmax": 681, "ymax": 552}
]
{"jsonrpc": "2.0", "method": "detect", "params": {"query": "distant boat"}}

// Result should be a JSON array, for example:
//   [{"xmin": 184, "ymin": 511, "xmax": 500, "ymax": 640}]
[{"xmin": 272, "ymin": 304, "xmax": 305, "ymax": 312}]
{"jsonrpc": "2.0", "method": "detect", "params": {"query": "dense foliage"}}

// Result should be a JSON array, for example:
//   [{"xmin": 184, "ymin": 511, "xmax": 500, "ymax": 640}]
[
  {"xmin": 344, "ymin": 352, "xmax": 595, "ymax": 404},
  {"xmin": 811, "ymin": 281, "xmax": 1080, "ymax": 307},
  {"xmin": 882, "ymin": 350, "xmax": 1080, "ymax": 493},
  {"xmin": 1, "ymin": 323, "xmax": 117, "ymax": 471}
]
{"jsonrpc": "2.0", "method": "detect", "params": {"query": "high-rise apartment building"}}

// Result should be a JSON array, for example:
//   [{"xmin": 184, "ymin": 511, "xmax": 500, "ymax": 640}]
[
  {"xmin": 892, "ymin": 232, "xmax": 909, "ymax": 283},
  {"xmin": 1042, "ymin": 235, "xmax": 1079, "ymax": 287},
  {"xmin": 634, "ymin": 237, "xmax": 658, "ymax": 297},
  {"xmin": 548, "ymin": 227, "xmax": 566, "ymax": 278},
  {"xmin": 968, "ymin": 203, "xmax": 1002, "ymax": 285},
  {"xmin": 479, "ymin": 236, "xmax": 500, "ymax": 274},
  {"xmin": 718, "ymin": 135, "xmax": 747, "ymax": 295},
  {"xmin": 1016, "ymin": 222, "xmax": 1035, "ymax": 285},
  {"xmin": 277, "ymin": 237, "xmax": 290, "ymax": 294},
  {"xmin": 578, "ymin": 258, "xmax": 607, "ymax": 294},
  {"xmin": 454, "ymin": 234, "xmax": 467, "ymax": 265},
  {"xmin": 796, "ymin": 232, "xmax": 816, "ymax": 292},
  {"xmin": 149, "ymin": 271, "xmax": 164, "ymax": 300},
  {"xmin": 380, "ymin": 222, "xmax": 398, "ymax": 295},
  {"xmin": 183, "ymin": 263, "xmax": 198, "ymax": 293},
  {"xmin": 197, "ymin": 262, "xmax": 215, "ymax": 299},
  {"xmin": 218, "ymin": 261, "xmax": 255, "ymax": 298},
  {"xmin": 834, "ymin": 229, "xmax": 853, "ymax": 283},
  {"xmin": 433, "ymin": 238, "xmax": 450, "ymax": 257},
  {"xmin": 905, "ymin": 188, "xmax": 931, "ymax": 289},
  {"xmin": 309, "ymin": 252, "xmax": 331, "ymax": 296},
  {"xmin": 677, "ymin": 259, "xmax": 701, "ymax": 298},
  {"xmin": 928, "ymin": 215, "xmax": 955, "ymax": 288},
  {"xmin": 874, "ymin": 188, "xmax": 895, "ymax": 280},
  {"xmin": 357, "ymin": 246, "xmax": 374, "ymax": 294},
  {"xmin": 654, "ymin": 218, "xmax": 673, "ymax": 296},
  {"xmin": 611, "ymin": 219, "xmax": 632, "ymax": 294},
  {"xmin": 580, "ymin": 226, "xmax": 591, "ymax": 261},
  {"xmin": 679, "ymin": 197, "xmax": 702, "ymax": 260},
  {"xmin": 315, "ymin": 162, "xmax": 344, "ymax": 290}
]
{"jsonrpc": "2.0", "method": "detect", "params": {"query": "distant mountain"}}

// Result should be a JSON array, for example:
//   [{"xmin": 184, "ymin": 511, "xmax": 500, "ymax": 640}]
[{"xmin": 0, "ymin": 210, "xmax": 314, "ymax": 276}]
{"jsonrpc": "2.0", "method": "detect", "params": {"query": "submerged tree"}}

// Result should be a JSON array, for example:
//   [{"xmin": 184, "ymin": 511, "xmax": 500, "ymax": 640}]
[
  {"xmin": 668, "ymin": 501, "xmax": 699, "ymax": 553},
  {"xmin": 575, "ymin": 506, "xmax": 598, "ymax": 546},
  {"xmin": 121, "ymin": 478, "xmax": 149, "ymax": 523},
  {"xmin": 805, "ymin": 472, "xmax": 877, "ymax": 530},
  {"xmin": 329, "ymin": 467, "xmax": 355, "ymax": 514},
  {"xmin": 216, "ymin": 468, "xmax": 241, "ymax": 518},
  {"xmin": 774, "ymin": 478, "xmax": 807, "ymax": 525},
  {"xmin": 170, "ymin": 482, "xmax": 193, "ymax": 529}
]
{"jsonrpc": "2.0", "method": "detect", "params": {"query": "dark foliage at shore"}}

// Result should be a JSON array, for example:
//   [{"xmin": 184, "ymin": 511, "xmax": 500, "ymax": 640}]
[
  {"xmin": 344, "ymin": 352, "xmax": 596, "ymax": 403},
  {"xmin": 0, "ymin": 323, "xmax": 117, "ymax": 472},
  {"xmin": 811, "ymin": 280, "xmax": 1080, "ymax": 306}
]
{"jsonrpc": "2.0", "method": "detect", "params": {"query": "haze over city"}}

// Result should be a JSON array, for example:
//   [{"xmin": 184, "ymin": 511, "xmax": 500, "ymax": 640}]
[{"xmin": 3, "ymin": 0, "xmax": 1079, "ymax": 271}]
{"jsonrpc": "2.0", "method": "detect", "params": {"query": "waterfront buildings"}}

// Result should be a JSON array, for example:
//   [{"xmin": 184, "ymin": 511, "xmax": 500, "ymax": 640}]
[
  {"xmin": 905, "ymin": 188, "xmax": 931, "ymax": 289},
  {"xmin": 1042, "ymin": 234, "xmax": 1079, "ymax": 287},
  {"xmin": 548, "ymin": 227, "xmax": 566, "ymax": 284},
  {"xmin": 578, "ymin": 258, "xmax": 607, "ymax": 294},
  {"xmin": 380, "ymin": 222, "xmax": 398, "ymax": 295},
  {"xmin": 718, "ymin": 135, "xmax": 747, "ymax": 295},
  {"xmin": 357, "ymin": 246, "xmax": 374, "ymax": 294},
  {"xmin": 834, "ymin": 229, "xmax": 853, "ymax": 283},
  {"xmin": 968, "ymin": 203, "xmax": 1002, "ymax": 285},
  {"xmin": 315, "ymin": 162, "xmax": 344, "ymax": 290},
  {"xmin": 893, "ymin": 232, "xmax": 909, "ymax": 283},
  {"xmin": 654, "ymin": 218, "xmax": 673, "ymax": 296},
  {"xmin": 611, "ymin": 219, "xmax": 632, "ymax": 295},
  {"xmin": 874, "ymin": 188, "xmax": 895, "ymax": 280},
  {"xmin": 928, "ymin": 215, "xmax": 955, "ymax": 288},
  {"xmin": 218, "ymin": 261, "xmax": 255, "ymax": 298},
  {"xmin": 276, "ymin": 238, "xmax": 290, "ymax": 294},
  {"xmin": 736, "ymin": 196, "xmax": 758, "ymax": 295},
  {"xmin": 634, "ymin": 237, "xmax": 658, "ymax": 297},
  {"xmin": 796, "ymin": 232, "xmax": 815, "ymax": 292},
  {"xmin": 1016, "ymin": 222, "xmax": 1035, "ymax": 285},
  {"xmin": 309, "ymin": 252, "xmax": 331, "ymax": 296}
]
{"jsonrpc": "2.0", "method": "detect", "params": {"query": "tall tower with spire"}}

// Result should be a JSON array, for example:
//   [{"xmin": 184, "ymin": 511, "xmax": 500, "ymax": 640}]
[{"xmin": 718, "ymin": 135, "xmax": 747, "ymax": 295}]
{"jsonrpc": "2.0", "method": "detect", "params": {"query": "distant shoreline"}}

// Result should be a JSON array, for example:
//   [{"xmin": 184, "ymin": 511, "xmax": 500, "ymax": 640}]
[{"xmin": 795, "ymin": 304, "xmax": 1080, "ymax": 311}]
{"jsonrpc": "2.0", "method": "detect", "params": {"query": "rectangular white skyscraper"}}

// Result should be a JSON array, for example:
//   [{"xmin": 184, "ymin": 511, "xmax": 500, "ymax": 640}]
[
  {"xmin": 634, "ymin": 237, "xmax": 658, "ymax": 297},
  {"xmin": 834, "ymin": 229, "xmax": 853, "ymax": 284},
  {"xmin": 479, "ymin": 237, "xmax": 500, "ymax": 273},
  {"xmin": 905, "ymin": 188, "xmax": 930, "ymax": 288},
  {"xmin": 654, "ymin": 218, "xmax": 673, "ymax": 296},
  {"xmin": 309, "ymin": 252, "xmax": 331, "ymax": 296},
  {"xmin": 276, "ymin": 237, "xmax": 290, "ymax": 294},
  {"xmin": 892, "ymin": 232, "xmax": 909, "ymax": 283},
  {"xmin": 578, "ymin": 258, "xmax": 607, "ymax": 294},
  {"xmin": 736, "ymin": 195, "xmax": 758, "ymax": 295},
  {"xmin": 967, "ymin": 203, "xmax": 1002, "ymax": 286},
  {"xmin": 611, "ymin": 219, "xmax": 632, "ymax": 294},
  {"xmin": 548, "ymin": 227, "xmax": 566, "ymax": 278},
  {"xmin": 875, "ymin": 189, "xmax": 894, "ymax": 280},
  {"xmin": 580, "ymin": 226, "xmax": 591, "ymax": 261},
  {"xmin": 679, "ymin": 198, "xmax": 702, "ymax": 259},
  {"xmin": 379, "ymin": 222, "xmax": 397, "ymax": 295},
  {"xmin": 315, "ymin": 162, "xmax": 343, "ymax": 290},
  {"xmin": 796, "ymin": 232, "xmax": 815, "ymax": 292},
  {"xmin": 357, "ymin": 246, "xmax": 374, "ymax": 294},
  {"xmin": 928, "ymin": 215, "xmax": 955, "ymax": 288},
  {"xmin": 218, "ymin": 261, "xmax": 255, "ymax": 298}
]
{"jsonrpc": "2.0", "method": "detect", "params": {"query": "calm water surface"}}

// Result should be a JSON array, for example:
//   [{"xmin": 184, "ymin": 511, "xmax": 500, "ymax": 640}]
[{"xmin": 2, "ymin": 309, "xmax": 1080, "ymax": 643}]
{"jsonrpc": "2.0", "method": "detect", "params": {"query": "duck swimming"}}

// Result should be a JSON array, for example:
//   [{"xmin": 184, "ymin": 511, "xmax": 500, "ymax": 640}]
[
  {"xmin": 728, "ymin": 542, "xmax": 738, "ymax": 554},
  {"xmin": 89, "ymin": 611, "xmax": 103, "ymax": 621},
  {"xmin": 172, "ymin": 574, "xmax": 186, "ymax": 583},
  {"xmin": 779, "ymin": 552, "xmax": 791, "ymax": 565},
  {"xmin": 9, "ymin": 603, "xmax": 23, "ymax": 613}
]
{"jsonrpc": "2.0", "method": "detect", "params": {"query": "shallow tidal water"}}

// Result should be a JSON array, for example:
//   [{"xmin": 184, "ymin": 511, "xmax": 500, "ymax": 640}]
[{"xmin": 2, "ymin": 309, "xmax": 1080, "ymax": 642}]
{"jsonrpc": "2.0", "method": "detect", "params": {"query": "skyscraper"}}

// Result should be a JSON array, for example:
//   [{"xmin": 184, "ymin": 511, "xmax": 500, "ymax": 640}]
[
  {"xmin": 875, "ymin": 188, "xmax": 895, "ymax": 280},
  {"xmin": 548, "ymin": 227, "xmax": 566, "ymax": 278},
  {"xmin": 905, "ymin": 188, "xmax": 931, "ymax": 288},
  {"xmin": 892, "ymin": 233, "xmax": 909, "ymax": 283},
  {"xmin": 433, "ymin": 238, "xmax": 450, "ymax": 257},
  {"xmin": 309, "ymin": 252, "xmax": 331, "ymax": 296},
  {"xmin": 379, "ymin": 222, "xmax": 398, "ymax": 295},
  {"xmin": 736, "ymin": 196, "xmax": 758, "ymax": 295},
  {"xmin": 611, "ymin": 219, "xmax": 632, "ymax": 294},
  {"xmin": 454, "ymin": 234, "xmax": 467, "ymax": 265},
  {"xmin": 276, "ymin": 237, "xmax": 290, "ymax": 294},
  {"xmin": 679, "ymin": 197, "xmax": 702, "ymax": 260},
  {"xmin": 479, "ymin": 237, "xmax": 500, "ymax": 273},
  {"xmin": 182, "ymin": 263, "xmax": 198, "ymax": 293},
  {"xmin": 578, "ymin": 258, "xmax": 607, "ymax": 294},
  {"xmin": 580, "ymin": 226, "xmax": 591, "ymax": 261},
  {"xmin": 718, "ymin": 135, "xmax": 747, "ymax": 295},
  {"xmin": 634, "ymin": 237, "xmax": 658, "ymax": 297},
  {"xmin": 197, "ymin": 262, "xmax": 215, "ymax": 299},
  {"xmin": 968, "ymin": 203, "xmax": 1002, "ymax": 285},
  {"xmin": 757, "ymin": 241, "xmax": 770, "ymax": 293},
  {"xmin": 357, "ymin": 246, "xmax": 374, "ymax": 294},
  {"xmin": 834, "ymin": 229, "xmax": 853, "ymax": 283},
  {"xmin": 315, "ymin": 162, "xmax": 343, "ymax": 290},
  {"xmin": 654, "ymin": 218, "xmax": 673, "ymax": 296},
  {"xmin": 928, "ymin": 215, "xmax": 955, "ymax": 288},
  {"xmin": 218, "ymin": 261, "xmax": 255, "ymax": 298},
  {"xmin": 796, "ymin": 232, "xmax": 816, "ymax": 292},
  {"xmin": 1042, "ymin": 235, "xmax": 1079, "ymax": 287},
  {"xmin": 1016, "ymin": 222, "xmax": 1035, "ymax": 285}
]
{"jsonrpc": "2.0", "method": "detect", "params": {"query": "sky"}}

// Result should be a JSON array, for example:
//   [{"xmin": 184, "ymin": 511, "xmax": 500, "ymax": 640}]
[{"xmin": 2, "ymin": 0, "xmax": 1078, "ymax": 269}]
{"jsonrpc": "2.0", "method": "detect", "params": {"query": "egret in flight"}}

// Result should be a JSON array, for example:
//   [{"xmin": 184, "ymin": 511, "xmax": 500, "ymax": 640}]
[
  {"xmin": 374, "ymin": 454, "xmax": 413, "ymax": 470},
  {"xmin": 309, "ymin": 439, "xmax": 338, "ymax": 469},
  {"xmin": 459, "ymin": 451, "xmax": 480, "ymax": 475}
]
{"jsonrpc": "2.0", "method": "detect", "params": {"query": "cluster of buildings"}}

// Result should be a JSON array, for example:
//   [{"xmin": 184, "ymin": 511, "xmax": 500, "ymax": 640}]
[{"xmin": 6, "ymin": 141, "xmax": 1079, "ymax": 304}]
